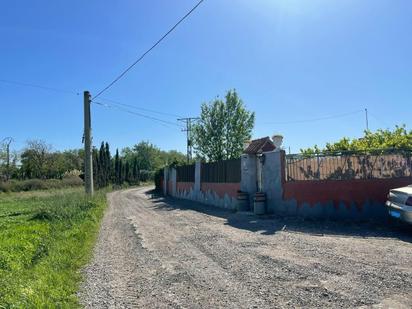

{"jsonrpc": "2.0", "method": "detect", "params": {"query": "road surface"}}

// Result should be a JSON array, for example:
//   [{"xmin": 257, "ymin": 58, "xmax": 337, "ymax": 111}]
[{"xmin": 80, "ymin": 187, "xmax": 412, "ymax": 308}]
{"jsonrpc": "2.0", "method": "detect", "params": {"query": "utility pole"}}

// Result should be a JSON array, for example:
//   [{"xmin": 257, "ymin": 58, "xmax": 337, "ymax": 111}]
[
  {"xmin": 365, "ymin": 108, "xmax": 369, "ymax": 131},
  {"xmin": 178, "ymin": 117, "xmax": 199, "ymax": 163},
  {"xmin": 1, "ymin": 137, "xmax": 13, "ymax": 181},
  {"xmin": 83, "ymin": 91, "xmax": 94, "ymax": 195}
]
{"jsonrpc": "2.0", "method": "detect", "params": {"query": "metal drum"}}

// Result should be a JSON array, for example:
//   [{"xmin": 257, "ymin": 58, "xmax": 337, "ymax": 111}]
[
  {"xmin": 236, "ymin": 191, "xmax": 250, "ymax": 211},
  {"xmin": 254, "ymin": 192, "xmax": 266, "ymax": 215}
]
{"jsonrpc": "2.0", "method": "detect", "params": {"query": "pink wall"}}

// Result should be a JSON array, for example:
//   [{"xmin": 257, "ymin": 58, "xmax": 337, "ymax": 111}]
[
  {"xmin": 283, "ymin": 177, "xmax": 412, "ymax": 209},
  {"xmin": 176, "ymin": 182, "xmax": 194, "ymax": 193},
  {"xmin": 201, "ymin": 182, "xmax": 240, "ymax": 198}
]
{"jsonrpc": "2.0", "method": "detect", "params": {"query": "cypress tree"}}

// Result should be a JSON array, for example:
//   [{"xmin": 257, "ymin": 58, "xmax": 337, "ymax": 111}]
[
  {"xmin": 118, "ymin": 159, "xmax": 123, "ymax": 185},
  {"xmin": 99, "ymin": 142, "xmax": 105, "ymax": 188},
  {"xmin": 105, "ymin": 142, "xmax": 111, "ymax": 185},
  {"xmin": 125, "ymin": 161, "xmax": 130, "ymax": 184},
  {"xmin": 114, "ymin": 149, "xmax": 120, "ymax": 185},
  {"xmin": 92, "ymin": 148, "xmax": 99, "ymax": 188},
  {"xmin": 132, "ymin": 157, "xmax": 139, "ymax": 184}
]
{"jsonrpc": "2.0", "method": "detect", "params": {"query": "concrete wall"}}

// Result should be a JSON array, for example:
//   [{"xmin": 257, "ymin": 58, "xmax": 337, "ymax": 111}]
[
  {"xmin": 262, "ymin": 150, "xmax": 412, "ymax": 220},
  {"xmin": 282, "ymin": 177, "xmax": 412, "ymax": 220},
  {"xmin": 240, "ymin": 154, "xmax": 257, "ymax": 207},
  {"xmin": 166, "ymin": 151, "xmax": 411, "ymax": 220},
  {"xmin": 262, "ymin": 151, "xmax": 285, "ymax": 214},
  {"xmin": 176, "ymin": 182, "xmax": 194, "ymax": 194},
  {"xmin": 168, "ymin": 161, "xmax": 239, "ymax": 210}
]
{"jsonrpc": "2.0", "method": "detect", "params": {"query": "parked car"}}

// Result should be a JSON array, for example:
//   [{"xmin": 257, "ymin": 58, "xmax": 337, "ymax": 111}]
[{"xmin": 386, "ymin": 185, "xmax": 412, "ymax": 223}]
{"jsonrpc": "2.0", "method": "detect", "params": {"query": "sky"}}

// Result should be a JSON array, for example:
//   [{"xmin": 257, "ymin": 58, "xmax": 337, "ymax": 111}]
[{"xmin": 1, "ymin": 0, "xmax": 411, "ymax": 154}]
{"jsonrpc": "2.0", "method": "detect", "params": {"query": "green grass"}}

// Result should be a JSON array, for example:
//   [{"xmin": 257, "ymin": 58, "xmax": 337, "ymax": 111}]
[{"xmin": 0, "ymin": 188, "xmax": 107, "ymax": 308}]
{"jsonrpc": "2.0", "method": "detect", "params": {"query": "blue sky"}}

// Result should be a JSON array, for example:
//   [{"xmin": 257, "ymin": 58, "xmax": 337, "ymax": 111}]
[{"xmin": 1, "ymin": 0, "xmax": 411, "ymax": 154}]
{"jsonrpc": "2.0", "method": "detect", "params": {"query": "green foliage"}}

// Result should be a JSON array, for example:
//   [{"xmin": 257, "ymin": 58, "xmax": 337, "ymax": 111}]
[
  {"xmin": 94, "ymin": 142, "xmax": 112, "ymax": 188},
  {"xmin": 193, "ymin": 89, "xmax": 255, "ymax": 161},
  {"xmin": 0, "ymin": 177, "xmax": 83, "ymax": 193},
  {"xmin": 122, "ymin": 141, "xmax": 186, "ymax": 177},
  {"xmin": 300, "ymin": 125, "xmax": 412, "ymax": 154},
  {"xmin": 0, "ymin": 188, "xmax": 107, "ymax": 307},
  {"xmin": 19, "ymin": 140, "xmax": 83, "ymax": 180},
  {"xmin": 2, "ymin": 138, "xmax": 183, "ymax": 189}
]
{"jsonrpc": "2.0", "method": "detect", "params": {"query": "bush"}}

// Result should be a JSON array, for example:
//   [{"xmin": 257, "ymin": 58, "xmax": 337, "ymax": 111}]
[
  {"xmin": 0, "ymin": 182, "xmax": 12, "ymax": 193},
  {"xmin": 0, "ymin": 177, "xmax": 84, "ymax": 193},
  {"xmin": 13, "ymin": 179, "xmax": 48, "ymax": 191},
  {"xmin": 139, "ymin": 170, "xmax": 155, "ymax": 182},
  {"xmin": 61, "ymin": 175, "xmax": 84, "ymax": 187}
]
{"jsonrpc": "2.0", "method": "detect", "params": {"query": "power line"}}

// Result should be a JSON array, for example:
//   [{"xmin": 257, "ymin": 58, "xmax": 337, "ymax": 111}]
[
  {"xmin": 93, "ymin": 101, "xmax": 184, "ymax": 129},
  {"xmin": 178, "ymin": 117, "xmax": 199, "ymax": 162},
  {"xmin": 368, "ymin": 111, "xmax": 391, "ymax": 129},
  {"xmin": 92, "ymin": 0, "xmax": 205, "ymax": 100},
  {"xmin": 99, "ymin": 97, "xmax": 182, "ymax": 118},
  {"xmin": 0, "ymin": 79, "xmax": 80, "ymax": 96},
  {"xmin": 264, "ymin": 110, "xmax": 364, "ymax": 125}
]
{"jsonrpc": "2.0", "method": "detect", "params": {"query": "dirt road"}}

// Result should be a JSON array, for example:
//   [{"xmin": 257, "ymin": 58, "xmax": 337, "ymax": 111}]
[{"xmin": 80, "ymin": 187, "xmax": 412, "ymax": 308}]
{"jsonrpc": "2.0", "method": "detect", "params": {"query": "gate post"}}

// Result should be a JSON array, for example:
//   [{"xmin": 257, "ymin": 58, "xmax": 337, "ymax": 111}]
[
  {"xmin": 171, "ymin": 167, "xmax": 177, "ymax": 197},
  {"xmin": 241, "ymin": 154, "xmax": 257, "ymax": 207},
  {"xmin": 163, "ymin": 166, "xmax": 168, "ymax": 196},
  {"xmin": 194, "ymin": 160, "xmax": 201, "ymax": 199},
  {"xmin": 262, "ymin": 150, "xmax": 286, "ymax": 214}
]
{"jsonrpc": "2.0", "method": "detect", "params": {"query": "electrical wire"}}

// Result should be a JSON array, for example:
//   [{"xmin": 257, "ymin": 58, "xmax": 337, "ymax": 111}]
[
  {"xmin": 0, "ymin": 79, "xmax": 80, "ymax": 96},
  {"xmin": 92, "ymin": 0, "xmax": 205, "ymax": 100},
  {"xmin": 99, "ymin": 97, "xmax": 182, "ymax": 118},
  {"xmin": 93, "ymin": 101, "xmax": 184, "ymax": 129},
  {"xmin": 264, "ymin": 110, "xmax": 364, "ymax": 125}
]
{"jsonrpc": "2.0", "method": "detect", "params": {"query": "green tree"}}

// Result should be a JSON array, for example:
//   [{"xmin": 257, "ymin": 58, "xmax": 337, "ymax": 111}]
[
  {"xmin": 20, "ymin": 140, "xmax": 52, "ymax": 179},
  {"xmin": 300, "ymin": 125, "xmax": 412, "ymax": 154},
  {"xmin": 105, "ymin": 142, "xmax": 111, "ymax": 185},
  {"xmin": 114, "ymin": 149, "xmax": 120, "ymax": 185},
  {"xmin": 192, "ymin": 89, "xmax": 255, "ymax": 161}
]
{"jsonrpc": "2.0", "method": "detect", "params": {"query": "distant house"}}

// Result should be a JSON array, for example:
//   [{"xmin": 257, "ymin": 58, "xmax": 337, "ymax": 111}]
[{"xmin": 243, "ymin": 136, "xmax": 276, "ymax": 155}]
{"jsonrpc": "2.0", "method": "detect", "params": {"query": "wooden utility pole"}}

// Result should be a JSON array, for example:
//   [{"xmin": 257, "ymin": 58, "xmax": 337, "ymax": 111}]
[{"xmin": 83, "ymin": 91, "xmax": 94, "ymax": 195}]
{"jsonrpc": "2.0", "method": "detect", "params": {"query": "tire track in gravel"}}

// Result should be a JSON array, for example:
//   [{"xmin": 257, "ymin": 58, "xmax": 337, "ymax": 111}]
[{"xmin": 80, "ymin": 187, "xmax": 412, "ymax": 308}]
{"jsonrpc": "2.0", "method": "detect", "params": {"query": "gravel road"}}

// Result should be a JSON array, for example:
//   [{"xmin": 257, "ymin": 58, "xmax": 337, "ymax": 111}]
[{"xmin": 79, "ymin": 187, "xmax": 412, "ymax": 308}]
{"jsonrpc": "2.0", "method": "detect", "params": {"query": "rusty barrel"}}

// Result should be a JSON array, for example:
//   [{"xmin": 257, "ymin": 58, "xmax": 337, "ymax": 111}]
[
  {"xmin": 236, "ymin": 191, "xmax": 250, "ymax": 211},
  {"xmin": 253, "ymin": 192, "xmax": 266, "ymax": 215}
]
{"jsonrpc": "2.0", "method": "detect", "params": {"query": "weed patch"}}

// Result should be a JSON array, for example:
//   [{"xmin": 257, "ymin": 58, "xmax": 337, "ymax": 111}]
[{"xmin": 0, "ymin": 188, "xmax": 107, "ymax": 307}]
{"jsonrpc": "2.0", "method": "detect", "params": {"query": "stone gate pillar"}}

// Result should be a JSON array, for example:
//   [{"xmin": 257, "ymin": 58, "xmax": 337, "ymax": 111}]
[
  {"xmin": 241, "ymin": 154, "xmax": 257, "ymax": 206},
  {"xmin": 262, "ymin": 150, "xmax": 286, "ymax": 214}
]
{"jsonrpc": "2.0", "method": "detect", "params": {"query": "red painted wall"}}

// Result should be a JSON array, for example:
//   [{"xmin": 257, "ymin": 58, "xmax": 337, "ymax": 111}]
[
  {"xmin": 201, "ymin": 182, "xmax": 240, "ymax": 198},
  {"xmin": 283, "ymin": 178, "xmax": 412, "ymax": 209},
  {"xmin": 176, "ymin": 182, "xmax": 194, "ymax": 193}
]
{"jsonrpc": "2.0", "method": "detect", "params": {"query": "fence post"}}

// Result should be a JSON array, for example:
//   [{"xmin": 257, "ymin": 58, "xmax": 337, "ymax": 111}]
[
  {"xmin": 171, "ymin": 167, "xmax": 177, "ymax": 197},
  {"xmin": 241, "ymin": 154, "xmax": 257, "ymax": 206},
  {"xmin": 262, "ymin": 150, "xmax": 286, "ymax": 214},
  {"xmin": 163, "ymin": 166, "xmax": 168, "ymax": 196},
  {"xmin": 194, "ymin": 160, "xmax": 201, "ymax": 199}
]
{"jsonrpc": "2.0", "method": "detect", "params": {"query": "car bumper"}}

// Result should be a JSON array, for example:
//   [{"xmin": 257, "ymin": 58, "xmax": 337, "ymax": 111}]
[{"xmin": 386, "ymin": 201, "xmax": 412, "ymax": 224}]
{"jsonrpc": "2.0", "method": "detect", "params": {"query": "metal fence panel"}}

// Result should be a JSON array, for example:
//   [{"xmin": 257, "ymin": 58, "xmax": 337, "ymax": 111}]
[
  {"xmin": 286, "ymin": 150, "xmax": 412, "ymax": 181},
  {"xmin": 201, "ymin": 158, "xmax": 241, "ymax": 183},
  {"xmin": 176, "ymin": 164, "xmax": 195, "ymax": 182}
]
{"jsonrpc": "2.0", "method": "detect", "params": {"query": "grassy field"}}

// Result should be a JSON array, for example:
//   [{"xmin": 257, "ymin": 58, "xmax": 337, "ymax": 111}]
[{"xmin": 0, "ymin": 188, "xmax": 107, "ymax": 307}]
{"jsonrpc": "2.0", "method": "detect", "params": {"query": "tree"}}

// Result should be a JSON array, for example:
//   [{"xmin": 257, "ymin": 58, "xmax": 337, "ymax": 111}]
[
  {"xmin": 300, "ymin": 125, "xmax": 412, "ymax": 154},
  {"xmin": 122, "ymin": 142, "xmax": 186, "ymax": 173},
  {"xmin": 105, "ymin": 142, "xmax": 111, "ymax": 185},
  {"xmin": 114, "ymin": 149, "xmax": 120, "ymax": 185},
  {"xmin": 192, "ymin": 89, "xmax": 255, "ymax": 161},
  {"xmin": 20, "ymin": 140, "xmax": 52, "ymax": 179}
]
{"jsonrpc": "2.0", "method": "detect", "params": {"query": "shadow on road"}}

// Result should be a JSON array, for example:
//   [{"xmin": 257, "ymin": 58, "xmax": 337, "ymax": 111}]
[{"xmin": 145, "ymin": 189, "xmax": 412, "ymax": 243}]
